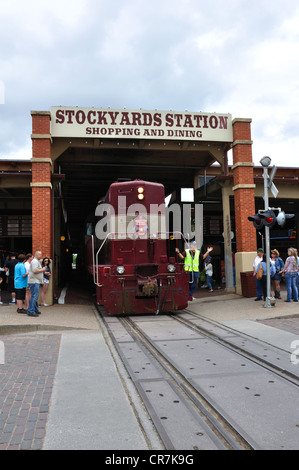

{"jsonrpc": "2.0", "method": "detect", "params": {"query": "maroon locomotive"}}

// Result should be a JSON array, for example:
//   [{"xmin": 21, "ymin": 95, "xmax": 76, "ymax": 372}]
[{"xmin": 86, "ymin": 179, "xmax": 189, "ymax": 315}]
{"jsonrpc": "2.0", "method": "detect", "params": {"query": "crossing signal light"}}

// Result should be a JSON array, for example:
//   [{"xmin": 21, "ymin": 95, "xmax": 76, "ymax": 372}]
[
  {"xmin": 248, "ymin": 210, "xmax": 276, "ymax": 229},
  {"xmin": 248, "ymin": 213, "xmax": 264, "ymax": 230},
  {"xmin": 259, "ymin": 210, "xmax": 276, "ymax": 228},
  {"xmin": 248, "ymin": 209, "xmax": 295, "ymax": 230}
]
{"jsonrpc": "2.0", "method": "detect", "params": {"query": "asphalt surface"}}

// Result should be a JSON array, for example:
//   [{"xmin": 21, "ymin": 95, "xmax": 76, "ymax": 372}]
[{"xmin": 0, "ymin": 281, "xmax": 298, "ymax": 450}]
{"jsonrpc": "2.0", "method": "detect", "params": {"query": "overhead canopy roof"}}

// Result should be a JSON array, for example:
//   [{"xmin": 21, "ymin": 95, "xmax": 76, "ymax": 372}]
[
  {"xmin": 1, "ymin": 158, "xmax": 298, "ymax": 253},
  {"xmin": 54, "ymin": 138, "xmax": 228, "ymax": 249}
]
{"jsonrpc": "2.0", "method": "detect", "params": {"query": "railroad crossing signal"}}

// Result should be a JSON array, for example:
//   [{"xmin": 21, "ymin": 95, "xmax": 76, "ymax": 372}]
[
  {"xmin": 268, "ymin": 165, "xmax": 279, "ymax": 198},
  {"xmin": 248, "ymin": 213, "xmax": 265, "ymax": 230},
  {"xmin": 259, "ymin": 209, "xmax": 276, "ymax": 229},
  {"xmin": 248, "ymin": 210, "xmax": 276, "ymax": 229},
  {"xmin": 248, "ymin": 209, "xmax": 294, "ymax": 229}
]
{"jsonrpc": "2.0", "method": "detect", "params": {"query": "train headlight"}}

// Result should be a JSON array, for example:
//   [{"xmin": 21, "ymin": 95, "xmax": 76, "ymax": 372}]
[
  {"xmin": 167, "ymin": 264, "xmax": 176, "ymax": 273},
  {"xmin": 116, "ymin": 266, "xmax": 125, "ymax": 275},
  {"xmin": 137, "ymin": 187, "xmax": 144, "ymax": 200}
]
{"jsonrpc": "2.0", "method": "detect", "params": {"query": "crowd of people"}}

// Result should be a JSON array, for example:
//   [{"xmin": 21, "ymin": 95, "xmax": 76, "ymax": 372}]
[
  {"xmin": 2, "ymin": 244, "xmax": 298, "ymax": 310},
  {"xmin": 253, "ymin": 247, "xmax": 299, "ymax": 302},
  {"xmin": 176, "ymin": 242, "xmax": 299, "ymax": 303},
  {"xmin": 0, "ymin": 251, "xmax": 51, "ymax": 316}
]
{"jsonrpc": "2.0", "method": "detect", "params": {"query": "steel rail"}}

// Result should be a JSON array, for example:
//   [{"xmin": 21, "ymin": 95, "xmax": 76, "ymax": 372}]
[
  {"xmin": 100, "ymin": 311, "xmax": 256, "ymax": 450},
  {"xmin": 98, "ymin": 307, "xmax": 299, "ymax": 450},
  {"xmin": 177, "ymin": 310, "xmax": 299, "ymax": 386}
]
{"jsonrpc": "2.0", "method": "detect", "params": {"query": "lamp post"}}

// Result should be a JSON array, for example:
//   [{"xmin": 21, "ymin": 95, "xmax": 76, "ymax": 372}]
[{"xmin": 260, "ymin": 156, "xmax": 275, "ymax": 308}]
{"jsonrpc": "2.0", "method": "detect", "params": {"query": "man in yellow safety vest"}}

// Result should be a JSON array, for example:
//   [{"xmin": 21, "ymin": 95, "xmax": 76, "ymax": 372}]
[{"xmin": 176, "ymin": 241, "xmax": 213, "ymax": 301}]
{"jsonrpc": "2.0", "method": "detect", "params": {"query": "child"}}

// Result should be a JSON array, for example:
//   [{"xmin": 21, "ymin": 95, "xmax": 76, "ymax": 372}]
[{"xmin": 204, "ymin": 256, "xmax": 213, "ymax": 292}]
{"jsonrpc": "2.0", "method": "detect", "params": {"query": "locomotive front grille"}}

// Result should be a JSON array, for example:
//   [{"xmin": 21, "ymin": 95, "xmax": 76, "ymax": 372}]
[{"xmin": 135, "ymin": 265, "xmax": 158, "ymax": 278}]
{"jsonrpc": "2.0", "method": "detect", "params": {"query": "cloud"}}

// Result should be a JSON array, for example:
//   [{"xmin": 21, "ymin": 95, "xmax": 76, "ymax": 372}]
[{"xmin": 0, "ymin": 0, "xmax": 299, "ymax": 167}]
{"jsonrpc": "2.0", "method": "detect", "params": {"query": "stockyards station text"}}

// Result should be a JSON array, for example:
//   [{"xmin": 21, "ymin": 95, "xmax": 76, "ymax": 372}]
[
  {"xmin": 55, "ymin": 109, "xmax": 229, "ymax": 129},
  {"xmin": 104, "ymin": 453, "xmax": 195, "ymax": 467},
  {"xmin": 51, "ymin": 107, "xmax": 233, "ymax": 142}
]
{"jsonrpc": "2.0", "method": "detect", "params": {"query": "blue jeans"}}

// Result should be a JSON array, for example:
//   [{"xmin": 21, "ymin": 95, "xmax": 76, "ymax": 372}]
[
  {"xmin": 206, "ymin": 274, "xmax": 213, "ymax": 290},
  {"xmin": 189, "ymin": 272, "xmax": 199, "ymax": 297},
  {"xmin": 285, "ymin": 273, "xmax": 298, "ymax": 302},
  {"xmin": 28, "ymin": 283, "xmax": 41, "ymax": 313},
  {"xmin": 255, "ymin": 276, "xmax": 262, "ymax": 299}
]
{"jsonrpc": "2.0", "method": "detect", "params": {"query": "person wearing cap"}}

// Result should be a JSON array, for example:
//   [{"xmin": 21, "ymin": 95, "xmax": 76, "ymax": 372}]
[
  {"xmin": 253, "ymin": 248, "xmax": 264, "ymax": 301},
  {"xmin": 176, "ymin": 242, "xmax": 213, "ymax": 300},
  {"xmin": 270, "ymin": 249, "xmax": 284, "ymax": 299}
]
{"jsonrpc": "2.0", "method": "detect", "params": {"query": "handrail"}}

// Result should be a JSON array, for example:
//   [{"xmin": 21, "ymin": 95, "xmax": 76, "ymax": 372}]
[
  {"xmin": 94, "ymin": 232, "xmax": 113, "ymax": 286},
  {"xmin": 92, "ymin": 230, "xmax": 190, "ymax": 286},
  {"xmin": 91, "ymin": 235, "xmax": 96, "ymax": 285}
]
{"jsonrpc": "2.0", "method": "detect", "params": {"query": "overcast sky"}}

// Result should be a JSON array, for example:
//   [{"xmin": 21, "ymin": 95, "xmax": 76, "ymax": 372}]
[{"xmin": 1, "ymin": 0, "xmax": 299, "ymax": 168}]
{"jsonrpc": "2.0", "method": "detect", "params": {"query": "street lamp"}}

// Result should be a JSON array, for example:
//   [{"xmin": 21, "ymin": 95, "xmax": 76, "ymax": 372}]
[{"xmin": 260, "ymin": 156, "xmax": 271, "ymax": 168}]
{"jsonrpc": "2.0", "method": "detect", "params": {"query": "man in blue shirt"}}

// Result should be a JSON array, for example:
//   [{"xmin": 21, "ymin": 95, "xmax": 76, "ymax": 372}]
[{"xmin": 14, "ymin": 254, "xmax": 29, "ymax": 313}]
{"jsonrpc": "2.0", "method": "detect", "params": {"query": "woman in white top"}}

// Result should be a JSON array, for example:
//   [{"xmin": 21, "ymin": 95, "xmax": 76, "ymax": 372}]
[{"xmin": 279, "ymin": 247, "xmax": 298, "ymax": 302}]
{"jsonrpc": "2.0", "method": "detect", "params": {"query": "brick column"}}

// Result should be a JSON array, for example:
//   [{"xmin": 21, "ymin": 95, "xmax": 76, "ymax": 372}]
[
  {"xmin": 232, "ymin": 118, "xmax": 256, "ymax": 294},
  {"xmin": 31, "ymin": 111, "xmax": 53, "ymax": 258}
]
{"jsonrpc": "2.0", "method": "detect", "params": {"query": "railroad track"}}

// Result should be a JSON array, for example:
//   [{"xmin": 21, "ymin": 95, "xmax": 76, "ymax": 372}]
[
  {"xmin": 176, "ymin": 310, "xmax": 299, "ymax": 386},
  {"xmin": 98, "ymin": 309, "xmax": 299, "ymax": 450}
]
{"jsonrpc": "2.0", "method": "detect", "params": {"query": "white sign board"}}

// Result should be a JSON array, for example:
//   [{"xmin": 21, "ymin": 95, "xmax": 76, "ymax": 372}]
[
  {"xmin": 51, "ymin": 107, "xmax": 233, "ymax": 142},
  {"xmin": 270, "ymin": 183, "xmax": 279, "ymax": 198}
]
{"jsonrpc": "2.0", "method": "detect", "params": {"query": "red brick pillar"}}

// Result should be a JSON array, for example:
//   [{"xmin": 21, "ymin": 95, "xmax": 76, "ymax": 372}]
[
  {"xmin": 232, "ymin": 118, "xmax": 256, "ymax": 294},
  {"xmin": 31, "ymin": 111, "xmax": 53, "ymax": 258},
  {"xmin": 232, "ymin": 118, "xmax": 256, "ymax": 253}
]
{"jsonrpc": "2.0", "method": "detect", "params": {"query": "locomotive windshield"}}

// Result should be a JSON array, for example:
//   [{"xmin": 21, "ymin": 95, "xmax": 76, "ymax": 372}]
[{"xmin": 95, "ymin": 211, "xmax": 167, "ymax": 240}]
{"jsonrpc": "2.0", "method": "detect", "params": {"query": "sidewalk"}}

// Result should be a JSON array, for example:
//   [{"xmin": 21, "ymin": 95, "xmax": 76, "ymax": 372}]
[
  {"xmin": 186, "ymin": 291, "xmax": 299, "ymax": 354},
  {"xmin": 0, "ymin": 286, "xmax": 298, "ymax": 450},
  {"xmin": 0, "ymin": 300, "xmax": 160, "ymax": 450}
]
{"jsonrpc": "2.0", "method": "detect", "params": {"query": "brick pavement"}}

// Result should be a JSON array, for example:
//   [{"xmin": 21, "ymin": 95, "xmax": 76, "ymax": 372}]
[
  {"xmin": 0, "ymin": 334, "xmax": 60, "ymax": 450},
  {"xmin": 259, "ymin": 315, "xmax": 299, "ymax": 335}
]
